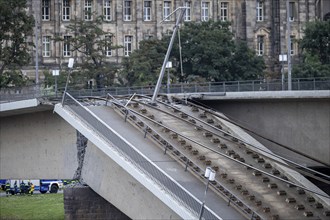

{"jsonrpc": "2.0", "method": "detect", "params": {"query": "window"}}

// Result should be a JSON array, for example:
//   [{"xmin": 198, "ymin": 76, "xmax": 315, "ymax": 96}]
[
  {"xmin": 124, "ymin": 0, "xmax": 132, "ymax": 21},
  {"xmin": 201, "ymin": 2, "xmax": 209, "ymax": 21},
  {"xmin": 290, "ymin": 36, "xmax": 295, "ymax": 55},
  {"xmin": 104, "ymin": 0, "xmax": 112, "ymax": 21},
  {"xmin": 164, "ymin": 1, "xmax": 171, "ymax": 21},
  {"xmin": 42, "ymin": 36, "xmax": 51, "ymax": 57},
  {"xmin": 42, "ymin": 0, "xmax": 50, "ymax": 21},
  {"xmin": 124, "ymin": 36, "xmax": 132, "ymax": 56},
  {"xmin": 143, "ymin": 1, "xmax": 152, "ymax": 21},
  {"xmin": 62, "ymin": 0, "xmax": 71, "ymax": 21},
  {"xmin": 63, "ymin": 36, "xmax": 71, "ymax": 57},
  {"xmin": 257, "ymin": 1, "xmax": 264, "ymax": 21},
  {"xmin": 184, "ymin": 1, "xmax": 191, "ymax": 21},
  {"xmin": 220, "ymin": 2, "xmax": 228, "ymax": 21},
  {"xmin": 257, "ymin": 35, "xmax": 264, "ymax": 56},
  {"xmin": 84, "ymin": 0, "xmax": 93, "ymax": 21},
  {"xmin": 289, "ymin": 2, "xmax": 295, "ymax": 21},
  {"xmin": 105, "ymin": 35, "xmax": 112, "ymax": 56}
]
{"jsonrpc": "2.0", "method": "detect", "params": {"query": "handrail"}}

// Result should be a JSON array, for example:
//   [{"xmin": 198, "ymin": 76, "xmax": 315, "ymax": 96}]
[{"xmin": 1, "ymin": 77, "xmax": 329, "ymax": 103}]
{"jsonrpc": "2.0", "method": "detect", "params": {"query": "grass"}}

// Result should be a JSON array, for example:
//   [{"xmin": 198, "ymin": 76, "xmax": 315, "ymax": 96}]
[{"xmin": 0, "ymin": 193, "xmax": 64, "ymax": 220}]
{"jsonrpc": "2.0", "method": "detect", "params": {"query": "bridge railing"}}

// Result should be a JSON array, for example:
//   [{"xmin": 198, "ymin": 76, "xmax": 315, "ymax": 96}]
[
  {"xmin": 1, "ymin": 77, "xmax": 329, "ymax": 102},
  {"xmin": 61, "ymin": 92, "xmax": 219, "ymax": 219}
]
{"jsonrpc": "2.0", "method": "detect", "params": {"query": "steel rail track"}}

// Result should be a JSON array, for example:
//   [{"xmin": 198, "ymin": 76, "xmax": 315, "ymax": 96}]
[{"xmin": 104, "ymin": 96, "xmax": 329, "ymax": 200}]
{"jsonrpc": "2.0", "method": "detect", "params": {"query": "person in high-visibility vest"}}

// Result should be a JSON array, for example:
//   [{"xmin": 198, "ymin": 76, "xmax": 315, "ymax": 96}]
[
  {"xmin": 29, "ymin": 182, "xmax": 34, "ymax": 195},
  {"xmin": 5, "ymin": 181, "xmax": 10, "ymax": 196}
]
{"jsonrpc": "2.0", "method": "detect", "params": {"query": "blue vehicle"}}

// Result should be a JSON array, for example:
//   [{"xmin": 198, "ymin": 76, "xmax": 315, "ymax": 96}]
[
  {"xmin": 39, "ymin": 179, "xmax": 63, "ymax": 194},
  {"xmin": 0, "ymin": 179, "xmax": 7, "ymax": 191},
  {"xmin": 4, "ymin": 179, "xmax": 63, "ymax": 195}
]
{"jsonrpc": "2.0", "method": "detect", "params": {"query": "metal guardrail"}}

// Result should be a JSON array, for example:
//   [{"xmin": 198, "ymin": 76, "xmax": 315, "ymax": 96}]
[
  {"xmin": 62, "ymin": 92, "xmax": 219, "ymax": 220},
  {"xmin": 1, "ymin": 77, "xmax": 329, "ymax": 103}
]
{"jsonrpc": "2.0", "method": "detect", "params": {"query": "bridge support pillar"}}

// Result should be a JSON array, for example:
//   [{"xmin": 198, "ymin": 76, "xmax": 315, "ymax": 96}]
[{"xmin": 64, "ymin": 186, "xmax": 131, "ymax": 220}]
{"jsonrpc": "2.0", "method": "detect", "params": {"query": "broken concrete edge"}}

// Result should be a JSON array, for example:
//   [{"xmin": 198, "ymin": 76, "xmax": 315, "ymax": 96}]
[
  {"xmin": 215, "ymin": 113, "xmax": 330, "ymax": 208},
  {"xmin": 73, "ymin": 131, "xmax": 88, "ymax": 181}
]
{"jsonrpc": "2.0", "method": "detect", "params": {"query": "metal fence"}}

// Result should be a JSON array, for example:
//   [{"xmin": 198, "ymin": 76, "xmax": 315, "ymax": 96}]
[
  {"xmin": 1, "ymin": 77, "xmax": 329, "ymax": 103},
  {"xmin": 62, "ymin": 92, "xmax": 220, "ymax": 220}
]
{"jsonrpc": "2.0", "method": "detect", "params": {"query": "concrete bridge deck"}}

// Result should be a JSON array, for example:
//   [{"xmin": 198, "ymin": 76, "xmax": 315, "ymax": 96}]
[
  {"xmin": 1, "ymin": 91, "xmax": 329, "ymax": 219},
  {"xmin": 86, "ymin": 105, "xmax": 244, "ymax": 219}
]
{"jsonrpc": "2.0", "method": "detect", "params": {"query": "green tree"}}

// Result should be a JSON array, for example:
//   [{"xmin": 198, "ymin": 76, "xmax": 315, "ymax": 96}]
[
  {"xmin": 55, "ymin": 15, "xmax": 121, "ymax": 89},
  {"xmin": 228, "ymin": 42, "xmax": 265, "ymax": 80},
  {"xmin": 293, "ymin": 21, "xmax": 330, "ymax": 78},
  {"xmin": 0, "ymin": 70, "xmax": 30, "ymax": 88},
  {"xmin": 172, "ymin": 21, "xmax": 237, "ymax": 82},
  {"xmin": 300, "ymin": 21, "xmax": 330, "ymax": 65},
  {"xmin": 0, "ymin": 0, "xmax": 34, "ymax": 87},
  {"xmin": 121, "ymin": 39, "xmax": 168, "ymax": 86},
  {"xmin": 172, "ymin": 21, "xmax": 265, "ymax": 82},
  {"xmin": 292, "ymin": 52, "xmax": 330, "ymax": 78},
  {"xmin": 121, "ymin": 20, "xmax": 265, "ymax": 86}
]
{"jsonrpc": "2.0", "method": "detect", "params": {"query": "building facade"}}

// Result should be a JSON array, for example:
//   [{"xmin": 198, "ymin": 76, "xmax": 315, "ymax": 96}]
[{"xmin": 25, "ymin": 0, "xmax": 330, "ymax": 79}]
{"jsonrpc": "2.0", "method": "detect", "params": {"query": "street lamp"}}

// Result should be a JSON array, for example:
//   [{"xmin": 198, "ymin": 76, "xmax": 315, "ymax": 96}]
[
  {"xmin": 199, "ymin": 167, "xmax": 216, "ymax": 220},
  {"xmin": 151, "ymin": 7, "xmax": 187, "ymax": 103},
  {"xmin": 61, "ymin": 58, "xmax": 74, "ymax": 105}
]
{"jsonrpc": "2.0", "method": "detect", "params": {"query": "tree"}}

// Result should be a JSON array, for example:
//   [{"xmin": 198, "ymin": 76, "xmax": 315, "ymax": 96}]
[
  {"xmin": 0, "ymin": 0, "xmax": 34, "ymax": 87},
  {"xmin": 228, "ymin": 41, "xmax": 266, "ymax": 80},
  {"xmin": 292, "ymin": 52, "xmax": 330, "ymax": 78},
  {"xmin": 292, "ymin": 21, "xmax": 330, "ymax": 78},
  {"xmin": 171, "ymin": 20, "xmax": 265, "ymax": 82},
  {"xmin": 121, "ymin": 39, "xmax": 168, "ymax": 86},
  {"xmin": 299, "ymin": 21, "xmax": 330, "ymax": 65},
  {"xmin": 55, "ymin": 15, "xmax": 121, "ymax": 89},
  {"xmin": 120, "ymin": 20, "xmax": 265, "ymax": 86}
]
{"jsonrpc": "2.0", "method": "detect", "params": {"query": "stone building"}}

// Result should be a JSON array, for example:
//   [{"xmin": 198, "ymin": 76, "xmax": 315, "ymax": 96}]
[{"xmin": 25, "ymin": 0, "xmax": 330, "ymax": 80}]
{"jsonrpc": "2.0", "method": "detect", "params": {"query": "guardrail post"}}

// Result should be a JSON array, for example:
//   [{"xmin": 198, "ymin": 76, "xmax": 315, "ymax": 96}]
[
  {"xmin": 252, "ymin": 81, "xmax": 255, "ymax": 91},
  {"xmin": 298, "ymin": 79, "xmax": 300, "ymax": 90},
  {"xmin": 223, "ymin": 82, "xmax": 226, "ymax": 92},
  {"xmin": 208, "ymin": 82, "xmax": 211, "ymax": 92},
  {"xmin": 238, "ymin": 81, "xmax": 240, "ymax": 92},
  {"xmin": 313, "ymin": 78, "xmax": 316, "ymax": 90}
]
